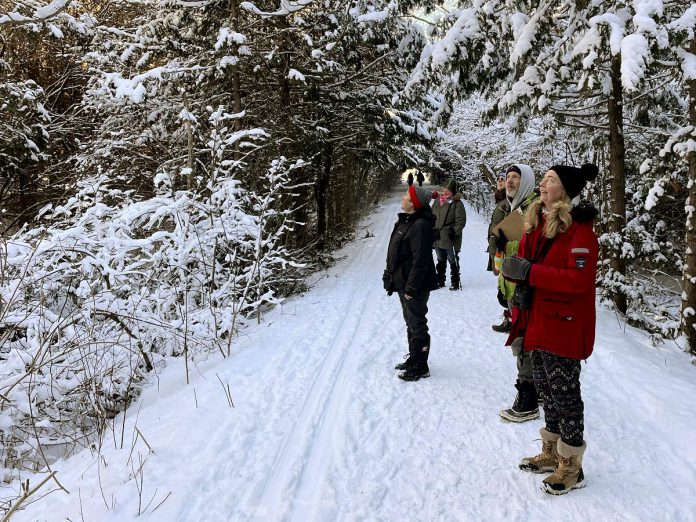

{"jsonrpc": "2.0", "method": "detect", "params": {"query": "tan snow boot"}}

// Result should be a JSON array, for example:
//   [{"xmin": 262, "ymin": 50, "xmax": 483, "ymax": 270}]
[
  {"xmin": 519, "ymin": 428, "xmax": 560, "ymax": 473},
  {"xmin": 542, "ymin": 439, "xmax": 586, "ymax": 495}
]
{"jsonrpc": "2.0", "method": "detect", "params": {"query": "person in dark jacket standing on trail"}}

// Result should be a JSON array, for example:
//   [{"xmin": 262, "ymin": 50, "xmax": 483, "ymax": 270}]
[
  {"xmin": 383, "ymin": 185, "xmax": 439, "ymax": 381},
  {"xmin": 416, "ymin": 170, "xmax": 425, "ymax": 186},
  {"xmin": 502, "ymin": 163, "xmax": 599, "ymax": 495},
  {"xmin": 432, "ymin": 179, "xmax": 466, "ymax": 290},
  {"xmin": 407, "ymin": 172, "xmax": 414, "ymax": 187}
]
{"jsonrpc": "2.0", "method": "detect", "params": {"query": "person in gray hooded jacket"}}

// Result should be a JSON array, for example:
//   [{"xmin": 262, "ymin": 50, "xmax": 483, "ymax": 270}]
[{"xmin": 491, "ymin": 164, "xmax": 541, "ymax": 423}]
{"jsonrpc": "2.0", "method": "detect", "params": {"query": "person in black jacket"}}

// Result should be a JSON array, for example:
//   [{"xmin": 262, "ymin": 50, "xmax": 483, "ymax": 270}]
[{"xmin": 383, "ymin": 185, "xmax": 439, "ymax": 381}]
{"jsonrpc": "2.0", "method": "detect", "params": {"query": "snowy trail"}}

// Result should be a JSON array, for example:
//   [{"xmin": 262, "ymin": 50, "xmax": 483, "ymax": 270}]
[
  {"xmin": 245, "ymin": 206, "xmax": 393, "ymax": 522},
  {"xmin": 13, "ymin": 186, "xmax": 696, "ymax": 522}
]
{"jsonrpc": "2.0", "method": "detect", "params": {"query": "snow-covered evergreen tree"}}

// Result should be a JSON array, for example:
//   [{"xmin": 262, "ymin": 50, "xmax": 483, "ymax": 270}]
[
  {"xmin": 409, "ymin": 1, "xmax": 693, "ymax": 343},
  {"xmin": 0, "ymin": 0, "xmax": 95, "ymax": 228},
  {"xmin": 0, "ymin": 0, "xmax": 441, "ymax": 472}
]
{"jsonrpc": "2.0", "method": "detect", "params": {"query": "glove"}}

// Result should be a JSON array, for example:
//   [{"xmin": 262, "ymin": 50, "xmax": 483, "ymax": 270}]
[
  {"xmin": 501, "ymin": 256, "xmax": 531, "ymax": 282},
  {"xmin": 382, "ymin": 269, "xmax": 393, "ymax": 295},
  {"xmin": 510, "ymin": 337, "xmax": 524, "ymax": 356},
  {"xmin": 495, "ymin": 229, "xmax": 508, "ymax": 252}
]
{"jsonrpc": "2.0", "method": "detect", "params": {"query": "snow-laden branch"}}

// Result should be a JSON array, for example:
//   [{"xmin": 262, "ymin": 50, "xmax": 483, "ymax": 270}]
[
  {"xmin": 0, "ymin": 0, "xmax": 72, "ymax": 25},
  {"xmin": 240, "ymin": 0, "xmax": 313, "ymax": 17}
]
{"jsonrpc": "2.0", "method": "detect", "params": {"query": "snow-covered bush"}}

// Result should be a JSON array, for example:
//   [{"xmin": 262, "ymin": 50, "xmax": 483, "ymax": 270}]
[
  {"xmin": 0, "ymin": 149, "xmax": 307, "ymax": 470},
  {"xmin": 0, "ymin": 80, "xmax": 50, "ymax": 225},
  {"xmin": 0, "ymin": 0, "xmax": 447, "ymax": 474}
]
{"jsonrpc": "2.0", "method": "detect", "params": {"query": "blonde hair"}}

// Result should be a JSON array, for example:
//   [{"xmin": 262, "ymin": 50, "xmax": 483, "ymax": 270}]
[{"xmin": 524, "ymin": 196, "xmax": 573, "ymax": 239}]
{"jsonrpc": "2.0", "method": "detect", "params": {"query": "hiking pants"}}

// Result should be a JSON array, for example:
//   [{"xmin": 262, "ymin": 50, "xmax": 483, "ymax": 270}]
[
  {"xmin": 398, "ymin": 291, "xmax": 430, "ymax": 363},
  {"xmin": 435, "ymin": 247, "xmax": 460, "ymax": 287},
  {"xmin": 532, "ymin": 350, "xmax": 584, "ymax": 446}
]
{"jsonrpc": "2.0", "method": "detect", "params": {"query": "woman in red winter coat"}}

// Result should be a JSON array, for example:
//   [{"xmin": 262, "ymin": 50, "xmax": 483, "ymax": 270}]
[{"xmin": 501, "ymin": 163, "xmax": 599, "ymax": 496}]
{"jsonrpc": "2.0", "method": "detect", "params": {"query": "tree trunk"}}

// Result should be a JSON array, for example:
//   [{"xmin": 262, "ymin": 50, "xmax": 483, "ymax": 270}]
[
  {"xmin": 681, "ymin": 39, "xmax": 696, "ymax": 355},
  {"xmin": 279, "ymin": 17, "xmax": 291, "ymax": 114},
  {"xmin": 17, "ymin": 169, "xmax": 31, "ymax": 225},
  {"xmin": 315, "ymin": 141, "xmax": 332, "ymax": 251},
  {"xmin": 277, "ymin": 16, "xmax": 291, "ymax": 160},
  {"xmin": 607, "ymin": 53, "xmax": 628, "ymax": 314},
  {"xmin": 230, "ymin": 0, "xmax": 243, "ymax": 128},
  {"xmin": 182, "ymin": 92, "xmax": 195, "ymax": 190}
]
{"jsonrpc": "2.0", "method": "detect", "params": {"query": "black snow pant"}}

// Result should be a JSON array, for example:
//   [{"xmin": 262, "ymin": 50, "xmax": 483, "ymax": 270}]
[
  {"xmin": 435, "ymin": 247, "xmax": 460, "ymax": 288},
  {"xmin": 532, "ymin": 350, "xmax": 584, "ymax": 447},
  {"xmin": 398, "ymin": 291, "xmax": 430, "ymax": 363}
]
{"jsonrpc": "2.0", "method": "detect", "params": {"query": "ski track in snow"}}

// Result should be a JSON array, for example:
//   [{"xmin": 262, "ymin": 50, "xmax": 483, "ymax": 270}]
[
  {"xmin": 12, "ymin": 186, "xmax": 696, "ymax": 522},
  {"xmin": 242, "ymin": 214, "xmax": 390, "ymax": 522}
]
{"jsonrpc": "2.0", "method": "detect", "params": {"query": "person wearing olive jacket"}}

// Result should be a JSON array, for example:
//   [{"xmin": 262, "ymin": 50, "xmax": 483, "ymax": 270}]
[
  {"xmin": 492, "ymin": 164, "xmax": 540, "ymax": 424},
  {"xmin": 432, "ymin": 179, "xmax": 466, "ymax": 290},
  {"xmin": 384, "ymin": 185, "xmax": 439, "ymax": 381},
  {"xmin": 501, "ymin": 163, "xmax": 599, "ymax": 496}
]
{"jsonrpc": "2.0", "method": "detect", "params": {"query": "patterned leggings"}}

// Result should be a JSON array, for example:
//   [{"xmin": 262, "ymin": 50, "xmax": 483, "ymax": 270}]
[{"xmin": 532, "ymin": 350, "xmax": 584, "ymax": 447}]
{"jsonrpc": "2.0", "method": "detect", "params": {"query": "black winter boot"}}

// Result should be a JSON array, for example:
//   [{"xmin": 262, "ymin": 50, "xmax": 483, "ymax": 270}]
[
  {"xmin": 491, "ymin": 309, "xmax": 512, "ymax": 333},
  {"xmin": 436, "ymin": 259, "xmax": 447, "ymax": 288},
  {"xmin": 499, "ymin": 380, "xmax": 540, "ymax": 422},
  {"xmin": 449, "ymin": 266, "xmax": 461, "ymax": 290},
  {"xmin": 395, "ymin": 354, "xmax": 415, "ymax": 371},
  {"xmin": 398, "ymin": 361, "xmax": 430, "ymax": 381},
  {"xmin": 396, "ymin": 337, "xmax": 415, "ymax": 370}
]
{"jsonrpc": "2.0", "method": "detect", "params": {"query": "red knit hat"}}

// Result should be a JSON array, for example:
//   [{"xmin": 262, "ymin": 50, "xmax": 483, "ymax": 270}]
[{"xmin": 408, "ymin": 185, "xmax": 431, "ymax": 210}]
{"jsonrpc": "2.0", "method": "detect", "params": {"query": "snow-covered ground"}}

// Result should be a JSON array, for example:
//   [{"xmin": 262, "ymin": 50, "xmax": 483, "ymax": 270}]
[{"xmin": 11, "ymin": 186, "xmax": 696, "ymax": 521}]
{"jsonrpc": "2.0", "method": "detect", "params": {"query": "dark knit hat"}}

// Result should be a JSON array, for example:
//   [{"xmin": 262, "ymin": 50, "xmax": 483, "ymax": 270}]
[
  {"xmin": 408, "ymin": 185, "xmax": 432, "ymax": 210},
  {"xmin": 443, "ymin": 179, "xmax": 458, "ymax": 194},
  {"xmin": 550, "ymin": 163, "xmax": 599, "ymax": 199}
]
